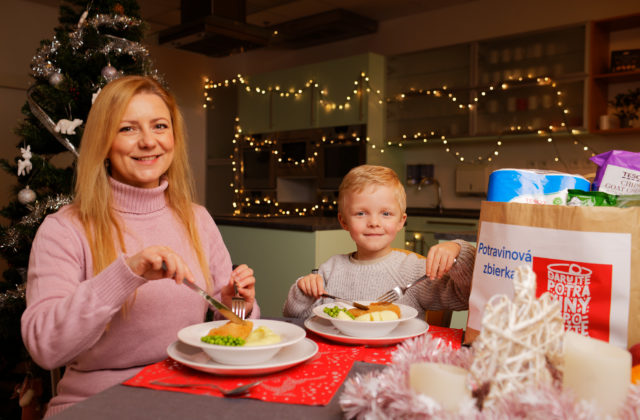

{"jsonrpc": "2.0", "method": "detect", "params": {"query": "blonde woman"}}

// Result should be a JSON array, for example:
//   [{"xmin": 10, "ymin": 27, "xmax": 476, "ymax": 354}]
[{"xmin": 21, "ymin": 76, "xmax": 259, "ymax": 417}]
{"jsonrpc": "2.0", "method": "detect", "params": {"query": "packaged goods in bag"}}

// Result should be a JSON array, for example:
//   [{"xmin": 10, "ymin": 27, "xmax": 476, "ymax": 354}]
[
  {"xmin": 591, "ymin": 150, "xmax": 640, "ymax": 195},
  {"xmin": 487, "ymin": 168, "xmax": 590, "ymax": 205},
  {"xmin": 465, "ymin": 201, "xmax": 637, "ymax": 348},
  {"xmin": 567, "ymin": 189, "xmax": 618, "ymax": 207}
]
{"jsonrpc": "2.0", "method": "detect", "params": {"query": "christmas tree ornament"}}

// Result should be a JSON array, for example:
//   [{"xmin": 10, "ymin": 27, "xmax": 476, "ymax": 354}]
[
  {"xmin": 17, "ymin": 145, "xmax": 32, "ymax": 176},
  {"xmin": 54, "ymin": 118, "xmax": 83, "ymax": 135},
  {"xmin": 18, "ymin": 186, "xmax": 36, "ymax": 205},
  {"xmin": 26, "ymin": 86, "xmax": 79, "ymax": 157},
  {"xmin": 101, "ymin": 63, "xmax": 118, "ymax": 81},
  {"xmin": 48, "ymin": 71, "xmax": 64, "ymax": 86},
  {"xmin": 468, "ymin": 265, "xmax": 564, "ymax": 406}
]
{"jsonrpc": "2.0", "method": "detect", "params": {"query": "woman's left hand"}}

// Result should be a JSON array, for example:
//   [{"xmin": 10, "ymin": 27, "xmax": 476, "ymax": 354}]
[{"xmin": 221, "ymin": 264, "xmax": 255, "ymax": 315}]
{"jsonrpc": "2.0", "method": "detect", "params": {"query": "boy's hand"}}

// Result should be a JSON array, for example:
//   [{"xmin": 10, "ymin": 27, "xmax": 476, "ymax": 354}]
[
  {"xmin": 297, "ymin": 272, "xmax": 325, "ymax": 298},
  {"xmin": 425, "ymin": 241, "xmax": 461, "ymax": 280}
]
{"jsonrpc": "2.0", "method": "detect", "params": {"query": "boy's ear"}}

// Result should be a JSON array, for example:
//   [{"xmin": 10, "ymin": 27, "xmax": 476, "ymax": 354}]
[
  {"xmin": 396, "ymin": 212, "xmax": 407, "ymax": 231},
  {"xmin": 338, "ymin": 213, "xmax": 349, "ymax": 231}
]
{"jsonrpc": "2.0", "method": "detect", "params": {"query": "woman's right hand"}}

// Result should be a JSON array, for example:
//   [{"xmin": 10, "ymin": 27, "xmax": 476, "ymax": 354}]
[
  {"xmin": 126, "ymin": 245, "xmax": 194, "ymax": 284},
  {"xmin": 297, "ymin": 272, "xmax": 325, "ymax": 298}
]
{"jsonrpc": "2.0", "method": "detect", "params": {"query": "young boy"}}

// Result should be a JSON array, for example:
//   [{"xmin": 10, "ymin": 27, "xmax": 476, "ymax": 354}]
[{"xmin": 282, "ymin": 164, "xmax": 475, "ymax": 320}]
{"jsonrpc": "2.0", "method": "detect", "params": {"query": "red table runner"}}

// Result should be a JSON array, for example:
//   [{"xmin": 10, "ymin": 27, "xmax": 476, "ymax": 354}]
[{"xmin": 123, "ymin": 325, "xmax": 462, "ymax": 406}]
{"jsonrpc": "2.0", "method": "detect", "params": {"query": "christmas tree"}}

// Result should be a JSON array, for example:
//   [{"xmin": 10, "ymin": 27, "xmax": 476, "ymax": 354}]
[{"xmin": 0, "ymin": 0, "xmax": 160, "ymax": 416}]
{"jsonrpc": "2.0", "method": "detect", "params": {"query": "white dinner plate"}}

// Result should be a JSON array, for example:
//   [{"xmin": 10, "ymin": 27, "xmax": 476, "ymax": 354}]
[
  {"xmin": 166, "ymin": 338, "xmax": 318, "ymax": 376},
  {"xmin": 177, "ymin": 319, "xmax": 306, "ymax": 365},
  {"xmin": 312, "ymin": 302, "xmax": 418, "ymax": 338},
  {"xmin": 304, "ymin": 315, "xmax": 428, "ymax": 345}
]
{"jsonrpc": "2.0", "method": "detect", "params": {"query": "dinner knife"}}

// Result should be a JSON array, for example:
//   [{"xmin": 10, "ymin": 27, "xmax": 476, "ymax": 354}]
[
  {"xmin": 312, "ymin": 269, "xmax": 369, "ymax": 311},
  {"xmin": 162, "ymin": 262, "xmax": 245, "ymax": 324}
]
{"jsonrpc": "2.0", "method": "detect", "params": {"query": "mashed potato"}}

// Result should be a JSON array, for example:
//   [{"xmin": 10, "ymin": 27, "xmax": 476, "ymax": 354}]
[
  {"xmin": 354, "ymin": 310, "xmax": 399, "ymax": 322},
  {"xmin": 244, "ymin": 326, "xmax": 281, "ymax": 346},
  {"xmin": 336, "ymin": 311, "xmax": 354, "ymax": 321}
]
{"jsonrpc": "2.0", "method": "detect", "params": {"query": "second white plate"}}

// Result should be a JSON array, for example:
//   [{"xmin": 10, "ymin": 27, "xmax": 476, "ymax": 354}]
[
  {"xmin": 167, "ymin": 338, "xmax": 318, "ymax": 376},
  {"xmin": 304, "ymin": 316, "xmax": 428, "ymax": 345}
]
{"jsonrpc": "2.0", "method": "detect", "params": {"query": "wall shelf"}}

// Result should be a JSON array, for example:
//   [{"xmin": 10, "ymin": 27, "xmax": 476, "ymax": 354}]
[
  {"xmin": 591, "ymin": 127, "xmax": 640, "ymax": 135},
  {"xmin": 593, "ymin": 70, "xmax": 640, "ymax": 82}
]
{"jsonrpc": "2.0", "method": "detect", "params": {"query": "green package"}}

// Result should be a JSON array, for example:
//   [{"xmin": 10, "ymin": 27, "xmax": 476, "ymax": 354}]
[{"xmin": 567, "ymin": 189, "xmax": 618, "ymax": 206}]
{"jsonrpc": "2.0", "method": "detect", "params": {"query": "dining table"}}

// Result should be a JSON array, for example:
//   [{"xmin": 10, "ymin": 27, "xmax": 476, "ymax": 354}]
[{"xmin": 48, "ymin": 318, "xmax": 464, "ymax": 420}]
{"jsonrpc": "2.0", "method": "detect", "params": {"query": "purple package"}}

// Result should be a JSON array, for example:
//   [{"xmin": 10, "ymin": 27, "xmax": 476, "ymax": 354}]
[{"xmin": 590, "ymin": 150, "xmax": 640, "ymax": 195}]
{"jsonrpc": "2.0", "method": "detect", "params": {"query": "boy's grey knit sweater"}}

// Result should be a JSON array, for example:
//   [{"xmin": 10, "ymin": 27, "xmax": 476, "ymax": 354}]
[{"xmin": 282, "ymin": 239, "xmax": 475, "ymax": 320}]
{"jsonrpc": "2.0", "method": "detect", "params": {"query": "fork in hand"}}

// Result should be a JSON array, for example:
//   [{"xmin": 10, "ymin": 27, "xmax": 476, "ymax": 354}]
[
  {"xmin": 231, "ymin": 282, "xmax": 246, "ymax": 320},
  {"xmin": 230, "ymin": 264, "xmax": 246, "ymax": 320},
  {"xmin": 376, "ymin": 275, "xmax": 428, "ymax": 303}
]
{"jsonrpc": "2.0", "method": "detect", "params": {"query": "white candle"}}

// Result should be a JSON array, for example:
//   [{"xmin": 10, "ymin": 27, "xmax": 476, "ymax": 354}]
[
  {"xmin": 562, "ymin": 331, "xmax": 631, "ymax": 416},
  {"xmin": 409, "ymin": 362, "xmax": 471, "ymax": 412}
]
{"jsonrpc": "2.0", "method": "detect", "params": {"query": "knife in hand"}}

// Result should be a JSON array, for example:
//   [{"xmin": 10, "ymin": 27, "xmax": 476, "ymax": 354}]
[{"xmin": 162, "ymin": 262, "xmax": 245, "ymax": 324}]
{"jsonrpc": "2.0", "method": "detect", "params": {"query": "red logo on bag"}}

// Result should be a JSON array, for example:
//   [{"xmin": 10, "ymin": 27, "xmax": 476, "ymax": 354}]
[{"xmin": 533, "ymin": 257, "xmax": 612, "ymax": 342}]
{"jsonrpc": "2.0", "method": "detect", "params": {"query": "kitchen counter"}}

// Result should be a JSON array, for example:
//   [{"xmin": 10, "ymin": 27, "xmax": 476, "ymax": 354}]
[
  {"xmin": 434, "ymin": 230, "xmax": 478, "ymax": 243},
  {"xmin": 406, "ymin": 207, "xmax": 480, "ymax": 219},
  {"xmin": 213, "ymin": 208, "xmax": 480, "ymax": 232},
  {"xmin": 213, "ymin": 215, "xmax": 341, "ymax": 232}
]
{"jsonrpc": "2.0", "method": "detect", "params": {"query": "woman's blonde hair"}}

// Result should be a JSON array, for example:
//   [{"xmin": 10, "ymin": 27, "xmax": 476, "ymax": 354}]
[
  {"xmin": 338, "ymin": 164, "xmax": 406, "ymax": 214},
  {"xmin": 73, "ymin": 75, "xmax": 210, "ymax": 289}
]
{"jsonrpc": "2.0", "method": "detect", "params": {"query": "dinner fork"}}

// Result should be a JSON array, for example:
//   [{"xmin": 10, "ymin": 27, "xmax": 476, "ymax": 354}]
[
  {"xmin": 231, "ymin": 282, "xmax": 246, "ymax": 320},
  {"xmin": 150, "ymin": 380, "xmax": 261, "ymax": 396},
  {"xmin": 376, "ymin": 275, "xmax": 428, "ymax": 303}
]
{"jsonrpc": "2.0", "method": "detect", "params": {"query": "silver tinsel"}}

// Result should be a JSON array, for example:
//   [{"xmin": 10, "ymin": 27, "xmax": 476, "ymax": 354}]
[
  {"xmin": 33, "ymin": 13, "xmax": 146, "ymax": 79},
  {"xmin": 70, "ymin": 13, "xmax": 142, "ymax": 51},
  {"xmin": 97, "ymin": 34, "xmax": 150, "ymax": 63},
  {"xmin": 30, "ymin": 37, "xmax": 62, "ymax": 79},
  {"xmin": 340, "ymin": 335, "xmax": 479, "ymax": 419},
  {"xmin": 338, "ymin": 334, "xmax": 640, "ymax": 419},
  {"xmin": 0, "ymin": 283, "xmax": 26, "ymax": 308},
  {"xmin": 0, "ymin": 195, "xmax": 73, "ymax": 255}
]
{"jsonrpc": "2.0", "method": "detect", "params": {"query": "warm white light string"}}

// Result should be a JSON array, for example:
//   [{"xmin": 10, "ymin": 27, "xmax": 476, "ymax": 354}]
[
  {"xmin": 229, "ymin": 117, "xmax": 365, "ymax": 217},
  {"xmin": 206, "ymin": 72, "xmax": 596, "ymax": 201}
]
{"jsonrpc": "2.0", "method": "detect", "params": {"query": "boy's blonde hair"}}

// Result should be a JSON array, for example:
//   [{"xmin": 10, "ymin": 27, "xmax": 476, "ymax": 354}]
[
  {"xmin": 338, "ymin": 165, "xmax": 406, "ymax": 214},
  {"xmin": 73, "ymin": 75, "xmax": 210, "ymax": 290}
]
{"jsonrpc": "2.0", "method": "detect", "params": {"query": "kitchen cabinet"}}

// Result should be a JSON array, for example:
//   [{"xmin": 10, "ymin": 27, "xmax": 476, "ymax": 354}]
[
  {"xmin": 404, "ymin": 216, "xmax": 478, "ymax": 256},
  {"xmin": 386, "ymin": 24, "xmax": 587, "ymax": 143},
  {"xmin": 237, "ymin": 53, "xmax": 385, "ymax": 134},
  {"xmin": 588, "ymin": 13, "xmax": 640, "ymax": 133}
]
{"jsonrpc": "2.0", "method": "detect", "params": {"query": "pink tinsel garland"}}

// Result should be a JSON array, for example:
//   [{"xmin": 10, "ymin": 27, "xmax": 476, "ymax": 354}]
[{"xmin": 339, "ymin": 334, "xmax": 640, "ymax": 419}]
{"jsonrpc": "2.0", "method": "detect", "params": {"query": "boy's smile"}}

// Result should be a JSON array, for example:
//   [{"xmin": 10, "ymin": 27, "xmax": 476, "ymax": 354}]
[{"xmin": 338, "ymin": 184, "xmax": 407, "ymax": 260}]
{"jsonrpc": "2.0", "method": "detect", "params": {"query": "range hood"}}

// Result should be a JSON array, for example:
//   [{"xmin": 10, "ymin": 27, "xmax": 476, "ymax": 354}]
[
  {"xmin": 158, "ymin": 0, "xmax": 271, "ymax": 57},
  {"xmin": 158, "ymin": 0, "xmax": 378, "ymax": 57}
]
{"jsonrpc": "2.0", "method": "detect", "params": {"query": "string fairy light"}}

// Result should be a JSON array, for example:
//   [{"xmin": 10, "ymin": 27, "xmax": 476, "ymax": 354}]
[
  {"xmin": 229, "ymin": 117, "xmax": 365, "ymax": 217},
  {"xmin": 207, "ymin": 71, "xmax": 596, "ymax": 217}
]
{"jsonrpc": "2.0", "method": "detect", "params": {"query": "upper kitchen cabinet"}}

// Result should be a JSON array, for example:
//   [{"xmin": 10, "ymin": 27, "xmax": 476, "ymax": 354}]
[
  {"xmin": 588, "ymin": 13, "xmax": 640, "ymax": 134},
  {"xmin": 386, "ymin": 44, "xmax": 471, "ymax": 140},
  {"xmin": 237, "ymin": 53, "xmax": 385, "ymax": 134},
  {"xmin": 386, "ymin": 24, "xmax": 587, "ymax": 142},
  {"xmin": 476, "ymin": 25, "xmax": 586, "ymax": 136}
]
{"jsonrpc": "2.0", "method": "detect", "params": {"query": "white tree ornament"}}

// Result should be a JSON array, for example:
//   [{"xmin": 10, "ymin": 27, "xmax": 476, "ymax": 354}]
[
  {"xmin": 54, "ymin": 118, "xmax": 83, "ymax": 135},
  {"xmin": 469, "ymin": 265, "xmax": 564, "ymax": 405},
  {"xmin": 17, "ymin": 145, "xmax": 33, "ymax": 176}
]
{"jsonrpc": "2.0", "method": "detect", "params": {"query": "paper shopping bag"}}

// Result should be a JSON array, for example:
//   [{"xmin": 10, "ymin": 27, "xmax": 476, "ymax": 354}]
[{"xmin": 465, "ymin": 201, "xmax": 640, "ymax": 348}]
